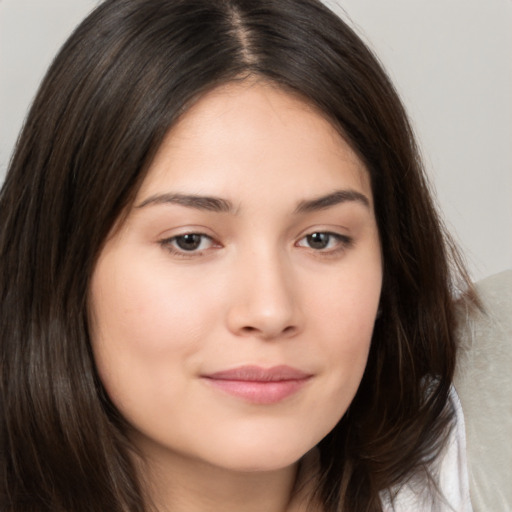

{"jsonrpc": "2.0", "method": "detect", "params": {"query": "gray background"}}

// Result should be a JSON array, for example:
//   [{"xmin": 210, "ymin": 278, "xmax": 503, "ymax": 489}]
[{"xmin": 1, "ymin": 0, "xmax": 511, "ymax": 281}]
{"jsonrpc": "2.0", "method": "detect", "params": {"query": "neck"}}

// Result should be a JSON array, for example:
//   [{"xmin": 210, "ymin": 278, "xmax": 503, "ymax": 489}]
[
  {"xmin": 138, "ymin": 451, "xmax": 301, "ymax": 512},
  {"xmin": 131, "ymin": 442, "xmax": 323, "ymax": 512}
]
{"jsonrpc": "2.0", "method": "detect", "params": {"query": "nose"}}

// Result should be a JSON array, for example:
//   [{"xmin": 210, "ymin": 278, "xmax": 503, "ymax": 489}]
[{"xmin": 225, "ymin": 250, "xmax": 302, "ymax": 340}]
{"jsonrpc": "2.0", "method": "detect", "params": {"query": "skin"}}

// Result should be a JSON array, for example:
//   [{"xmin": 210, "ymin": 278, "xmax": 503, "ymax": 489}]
[{"xmin": 89, "ymin": 80, "xmax": 383, "ymax": 512}]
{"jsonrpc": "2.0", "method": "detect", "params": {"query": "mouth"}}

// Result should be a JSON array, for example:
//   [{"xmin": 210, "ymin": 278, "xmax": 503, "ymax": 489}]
[{"xmin": 201, "ymin": 365, "xmax": 312, "ymax": 405}]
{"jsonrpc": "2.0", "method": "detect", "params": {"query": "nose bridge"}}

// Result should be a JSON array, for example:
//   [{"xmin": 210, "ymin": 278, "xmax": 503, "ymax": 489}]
[{"xmin": 226, "ymin": 242, "xmax": 300, "ymax": 339}]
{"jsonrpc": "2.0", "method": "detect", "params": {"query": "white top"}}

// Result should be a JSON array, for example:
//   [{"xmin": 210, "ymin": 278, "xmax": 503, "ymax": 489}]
[{"xmin": 381, "ymin": 387, "xmax": 473, "ymax": 511}]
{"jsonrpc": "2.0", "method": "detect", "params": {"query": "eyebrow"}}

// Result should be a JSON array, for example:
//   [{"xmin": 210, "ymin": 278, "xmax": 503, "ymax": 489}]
[
  {"xmin": 136, "ymin": 193, "xmax": 234, "ymax": 213},
  {"xmin": 294, "ymin": 189, "xmax": 370, "ymax": 213},
  {"xmin": 136, "ymin": 188, "xmax": 370, "ymax": 214}
]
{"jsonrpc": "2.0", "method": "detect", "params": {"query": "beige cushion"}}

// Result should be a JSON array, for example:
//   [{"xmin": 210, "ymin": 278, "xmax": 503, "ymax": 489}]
[{"xmin": 454, "ymin": 269, "xmax": 512, "ymax": 512}]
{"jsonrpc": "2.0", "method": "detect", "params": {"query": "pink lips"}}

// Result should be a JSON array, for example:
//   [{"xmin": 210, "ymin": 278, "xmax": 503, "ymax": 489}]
[{"xmin": 202, "ymin": 365, "xmax": 312, "ymax": 404}]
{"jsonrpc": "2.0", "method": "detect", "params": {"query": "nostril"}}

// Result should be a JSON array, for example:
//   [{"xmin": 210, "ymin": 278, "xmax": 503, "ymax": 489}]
[{"xmin": 239, "ymin": 324, "xmax": 297, "ymax": 338}]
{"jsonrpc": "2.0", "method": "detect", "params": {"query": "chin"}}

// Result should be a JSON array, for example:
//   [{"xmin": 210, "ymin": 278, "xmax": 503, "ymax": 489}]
[
  {"xmin": 198, "ymin": 432, "xmax": 321, "ymax": 473},
  {"xmin": 212, "ymin": 450, "xmax": 305, "ymax": 473}
]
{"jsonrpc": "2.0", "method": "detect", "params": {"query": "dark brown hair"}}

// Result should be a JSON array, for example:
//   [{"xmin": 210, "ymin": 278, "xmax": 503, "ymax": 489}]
[{"xmin": 0, "ymin": 0, "xmax": 473, "ymax": 510}]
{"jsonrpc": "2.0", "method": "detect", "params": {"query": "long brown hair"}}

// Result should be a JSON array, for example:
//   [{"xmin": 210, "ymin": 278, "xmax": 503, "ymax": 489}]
[{"xmin": 0, "ymin": 1, "xmax": 473, "ymax": 510}]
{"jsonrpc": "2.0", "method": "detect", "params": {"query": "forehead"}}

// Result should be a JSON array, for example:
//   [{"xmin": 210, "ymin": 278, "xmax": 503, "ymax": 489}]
[{"xmin": 136, "ymin": 80, "xmax": 371, "ymax": 206}]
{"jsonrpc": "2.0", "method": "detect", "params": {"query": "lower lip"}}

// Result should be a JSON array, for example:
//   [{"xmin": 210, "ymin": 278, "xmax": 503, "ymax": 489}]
[{"xmin": 203, "ymin": 378, "xmax": 310, "ymax": 404}]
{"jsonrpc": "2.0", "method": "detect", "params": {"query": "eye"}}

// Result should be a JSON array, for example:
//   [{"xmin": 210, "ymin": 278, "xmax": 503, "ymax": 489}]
[
  {"xmin": 161, "ymin": 233, "xmax": 216, "ymax": 254},
  {"xmin": 296, "ymin": 232, "xmax": 351, "ymax": 251}
]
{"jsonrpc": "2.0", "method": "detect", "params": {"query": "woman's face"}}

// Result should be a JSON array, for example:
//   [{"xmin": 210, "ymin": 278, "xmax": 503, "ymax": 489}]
[{"xmin": 89, "ymin": 81, "xmax": 382, "ymax": 473}]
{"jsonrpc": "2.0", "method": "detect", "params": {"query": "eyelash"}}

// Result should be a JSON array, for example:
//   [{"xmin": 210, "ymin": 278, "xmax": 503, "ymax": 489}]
[
  {"xmin": 295, "ymin": 232, "xmax": 353, "ymax": 255},
  {"xmin": 159, "ymin": 233, "xmax": 218, "ymax": 258},
  {"xmin": 159, "ymin": 231, "xmax": 353, "ymax": 258}
]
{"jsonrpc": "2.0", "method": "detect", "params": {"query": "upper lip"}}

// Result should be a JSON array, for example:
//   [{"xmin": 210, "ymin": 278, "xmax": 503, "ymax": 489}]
[{"xmin": 203, "ymin": 365, "xmax": 311, "ymax": 382}]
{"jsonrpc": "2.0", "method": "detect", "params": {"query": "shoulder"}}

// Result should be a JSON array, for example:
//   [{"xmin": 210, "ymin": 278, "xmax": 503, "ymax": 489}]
[
  {"xmin": 380, "ymin": 386, "xmax": 473, "ymax": 512},
  {"xmin": 454, "ymin": 269, "xmax": 512, "ymax": 512},
  {"xmin": 380, "ymin": 386, "xmax": 473, "ymax": 511}
]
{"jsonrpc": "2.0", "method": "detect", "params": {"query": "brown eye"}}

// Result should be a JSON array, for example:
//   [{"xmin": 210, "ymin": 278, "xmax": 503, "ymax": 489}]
[
  {"xmin": 296, "ymin": 231, "xmax": 353, "ymax": 253},
  {"xmin": 161, "ymin": 233, "xmax": 216, "ymax": 255},
  {"xmin": 306, "ymin": 232, "xmax": 332, "ymax": 250},
  {"xmin": 174, "ymin": 234, "xmax": 204, "ymax": 251}
]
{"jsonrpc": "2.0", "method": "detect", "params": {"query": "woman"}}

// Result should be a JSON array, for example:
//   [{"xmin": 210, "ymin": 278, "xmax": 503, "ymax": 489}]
[{"xmin": 0, "ymin": 0, "xmax": 475, "ymax": 510}]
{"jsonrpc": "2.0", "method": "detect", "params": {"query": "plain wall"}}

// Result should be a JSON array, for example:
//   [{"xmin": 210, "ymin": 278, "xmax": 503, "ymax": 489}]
[{"xmin": 1, "ymin": 0, "xmax": 511, "ymax": 281}]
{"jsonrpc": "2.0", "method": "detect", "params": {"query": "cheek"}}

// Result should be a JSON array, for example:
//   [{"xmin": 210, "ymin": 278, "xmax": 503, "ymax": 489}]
[
  {"xmin": 87, "ymin": 252, "xmax": 219, "ymax": 412},
  {"xmin": 90, "ymin": 254, "xmax": 216, "ymax": 357},
  {"xmin": 307, "ymin": 257, "xmax": 381, "ymax": 405},
  {"xmin": 313, "ymin": 255, "xmax": 381, "ymax": 335}
]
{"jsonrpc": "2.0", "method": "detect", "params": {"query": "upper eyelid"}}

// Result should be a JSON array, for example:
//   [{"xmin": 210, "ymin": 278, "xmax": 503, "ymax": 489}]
[
  {"xmin": 158, "ymin": 228, "xmax": 351, "ymax": 242},
  {"xmin": 157, "ymin": 226, "xmax": 216, "ymax": 241},
  {"xmin": 158, "ymin": 227, "xmax": 353, "ymax": 247},
  {"xmin": 163, "ymin": 233, "xmax": 216, "ymax": 245},
  {"xmin": 296, "ymin": 231, "xmax": 352, "ymax": 245},
  {"xmin": 295, "ymin": 226, "xmax": 352, "ymax": 241}
]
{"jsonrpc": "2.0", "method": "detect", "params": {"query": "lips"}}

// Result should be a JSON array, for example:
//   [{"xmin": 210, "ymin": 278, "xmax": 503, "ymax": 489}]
[{"xmin": 201, "ymin": 365, "xmax": 312, "ymax": 404}]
